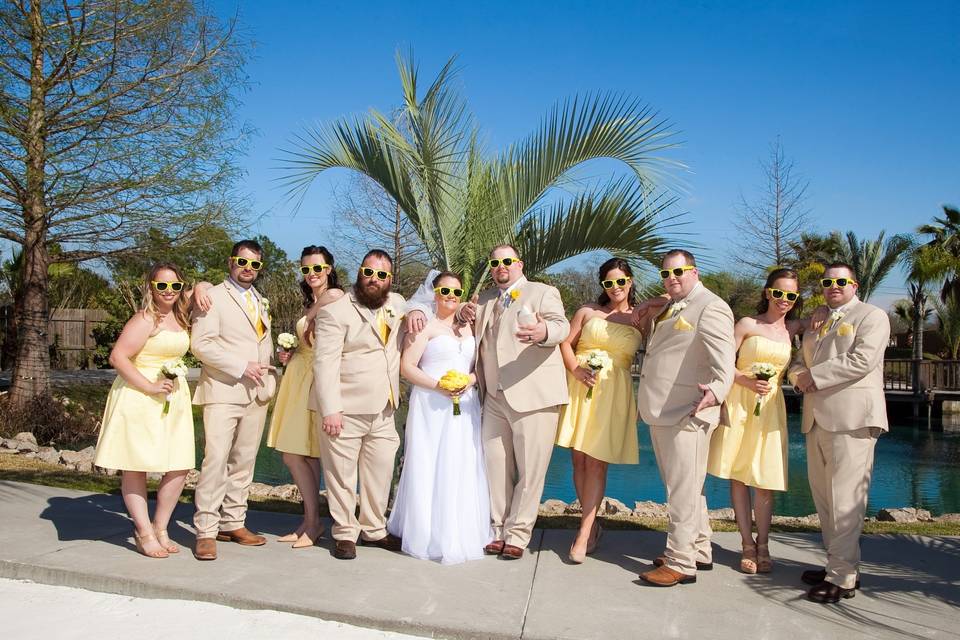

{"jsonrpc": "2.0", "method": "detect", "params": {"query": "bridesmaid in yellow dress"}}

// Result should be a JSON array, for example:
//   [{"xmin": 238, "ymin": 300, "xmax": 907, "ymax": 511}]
[
  {"xmin": 267, "ymin": 245, "xmax": 343, "ymax": 548},
  {"xmin": 556, "ymin": 258, "xmax": 667, "ymax": 563},
  {"xmin": 94, "ymin": 263, "xmax": 210, "ymax": 558},
  {"xmin": 707, "ymin": 268, "xmax": 805, "ymax": 574}
]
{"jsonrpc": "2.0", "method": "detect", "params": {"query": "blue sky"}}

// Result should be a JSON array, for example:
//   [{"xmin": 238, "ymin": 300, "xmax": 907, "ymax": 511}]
[{"xmin": 214, "ymin": 0, "xmax": 959, "ymax": 310}]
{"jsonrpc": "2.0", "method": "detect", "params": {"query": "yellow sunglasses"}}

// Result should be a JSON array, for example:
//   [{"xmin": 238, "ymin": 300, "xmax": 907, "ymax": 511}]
[
  {"xmin": 231, "ymin": 256, "xmax": 263, "ymax": 270},
  {"xmin": 659, "ymin": 265, "xmax": 695, "ymax": 279},
  {"xmin": 300, "ymin": 264, "xmax": 330, "ymax": 275},
  {"xmin": 359, "ymin": 267, "xmax": 392, "ymax": 280},
  {"xmin": 600, "ymin": 277, "xmax": 632, "ymax": 289},
  {"xmin": 488, "ymin": 257, "xmax": 520, "ymax": 269},
  {"xmin": 767, "ymin": 288, "xmax": 799, "ymax": 302},
  {"xmin": 151, "ymin": 280, "xmax": 184, "ymax": 292},
  {"xmin": 434, "ymin": 286, "xmax": 464, "ymax": 298},
  {"xmin": 820, "ymin": 277, "xmax": 857, "ymax": 288}
]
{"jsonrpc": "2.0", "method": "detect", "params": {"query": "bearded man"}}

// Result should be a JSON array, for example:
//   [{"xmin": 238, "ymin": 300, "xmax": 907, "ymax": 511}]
[{"xmin": 311, "ymin": 249, "xmax": 406, "ymax": 560}]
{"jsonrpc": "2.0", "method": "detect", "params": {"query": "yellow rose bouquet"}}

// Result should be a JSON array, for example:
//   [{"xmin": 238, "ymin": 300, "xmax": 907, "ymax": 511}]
[{"xmin": 437, "ymin": 369, "xmax": 471, "ymax": 415}]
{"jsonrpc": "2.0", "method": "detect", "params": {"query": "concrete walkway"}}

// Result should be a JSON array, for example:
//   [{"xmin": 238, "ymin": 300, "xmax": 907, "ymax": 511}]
[{"xmin": 0, "ymin": 480, "xmax": 957, "ymax": 640}]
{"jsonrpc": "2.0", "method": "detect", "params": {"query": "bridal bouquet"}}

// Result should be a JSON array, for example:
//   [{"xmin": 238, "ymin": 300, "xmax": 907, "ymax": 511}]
[
  {"xmin": 437, "ymin": 369, "xmax": 471, "ymax": 415},
  {"xmin": 277, "ymin": 332, "xmax": 298, "ymax": 368},
  {"xmin": 751, "ymin": 362, "xmax": 780, "ymax": 416},
  {"xmin": 583, "ymin": 349, "xmax": 612, "ymax": 400},
  {"xmin": 159, "ymin": 358, "xmax": 188, "ymax": 416}
]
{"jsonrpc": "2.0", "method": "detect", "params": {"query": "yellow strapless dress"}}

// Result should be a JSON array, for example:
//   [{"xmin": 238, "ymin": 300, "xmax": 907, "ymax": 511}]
[
  {"xmin": 94, "ymin": 330, "xmax": 195, "ymax": 472},
  {"xmin": 555, "ymin": 316, "xmax": 643, "ymax": 464},
  {"xmin": 707, "ymin": 334, "xmax": 791, "ymax": 491},
  {"xmin": 266, "ymin": 316, "xmax": 320, "ymax": 457}
]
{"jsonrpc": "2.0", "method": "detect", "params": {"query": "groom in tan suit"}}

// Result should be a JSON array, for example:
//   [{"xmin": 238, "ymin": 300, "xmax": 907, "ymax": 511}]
[
  {"xmin": 191, "ymin": 239, "xmax": 278, "ymax": 561},
  {"xmin": 636, "ymin": 249, "xmax": 735, "ymax": 586},
  {"xmin": 789, "ymin": 263, "xmax": 889, "ymax": 603},
  {"xmin": 312, "ymin": 249, "xmax": 405, "ymax": 560},
  {"xmin": 460, "ymin": 244, "xmax": 569, "ymax": 559}
]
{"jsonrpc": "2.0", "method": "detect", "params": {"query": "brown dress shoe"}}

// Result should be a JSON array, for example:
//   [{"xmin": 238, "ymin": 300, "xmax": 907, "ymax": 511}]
[
  {"xmin": 361, "ymin": 534, "xmax": 402, "ymax": 552},
  {"xmin": 333, "ymin": 539, "xmax": 357, "ymax": 560},
  {"xmin": 484, "ymin": 540, "xmax": 505, "ymax": 555},
  {"xmin": 216, "ymin": 527, "xmax": 266, "ymax": 546},
  {"xmin": 639, "ymin": 565, "xmax": 696, "ymax": 586},
  {"xmin": 807, "ymin": 581, "xmax": 856, "ymax": 603},
  {"xmin": 653, "ymin": 555, "xmax": 713, "ymax": 571},
  {"xmin": 801, "ymin": 569, "xmax": 860, "ymax": 589},
  {"xmin": 193, "ymin": 537, "xmax": 217, "ymax": 561},
  {"xmin": 500, "ymin": 544, "xmax": 524, "ymax": 560}
]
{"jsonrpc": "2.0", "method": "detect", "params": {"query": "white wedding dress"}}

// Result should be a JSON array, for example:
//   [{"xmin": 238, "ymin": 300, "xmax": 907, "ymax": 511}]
[{"xmin": 387, "ymin": 334, "xmax": 492, "ymax": 565}]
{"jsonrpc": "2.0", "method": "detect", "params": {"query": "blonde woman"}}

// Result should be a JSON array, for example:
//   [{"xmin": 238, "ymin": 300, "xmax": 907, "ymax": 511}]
[
  {"xmin": 94, "ymin": 263, "xmax": 210, "ymax": 558},
  {"xmin": 267, "ymin": 245, "xmax": 343, "ymax": 548}
]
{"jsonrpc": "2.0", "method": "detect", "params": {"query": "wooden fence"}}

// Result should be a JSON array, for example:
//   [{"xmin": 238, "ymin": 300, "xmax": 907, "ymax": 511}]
[
  {"xmin": 885, "ymin": 359, "xmax": 960, "ymax": 393},
  {"xmin": 0, "ymin": 306, "xmax": 112, "ymax": 370}
]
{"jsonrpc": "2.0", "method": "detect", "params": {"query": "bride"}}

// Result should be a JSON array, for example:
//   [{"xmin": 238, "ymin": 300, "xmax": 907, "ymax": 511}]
[{"xmin": 387, "ymin": 271, "xmax": 491, "ymax": 564}]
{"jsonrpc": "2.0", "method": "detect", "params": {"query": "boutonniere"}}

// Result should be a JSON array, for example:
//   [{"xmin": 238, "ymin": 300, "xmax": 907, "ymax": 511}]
[
  {"xmin": 261, "ymin": 297, "xmax": 270, "ymax": 313},
  {"xmin": 507, "ymin": 289, "xmax": 521, "ymax": 306},
  {"xmin": 829, "ymin": 310, "xmax": 844, "ymax": 323},
  {"xmin": 384, "ymin": 304, "xmax": 396, "ymax": 319}
]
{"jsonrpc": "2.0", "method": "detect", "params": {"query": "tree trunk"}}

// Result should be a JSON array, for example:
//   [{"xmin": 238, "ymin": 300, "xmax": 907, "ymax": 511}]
[{"xmin": 9, "ymin": 2, "xmax": 51, "ymax": 409}]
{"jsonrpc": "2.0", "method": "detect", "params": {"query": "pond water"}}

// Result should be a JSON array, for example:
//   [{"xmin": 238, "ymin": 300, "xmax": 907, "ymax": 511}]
[{"xmin": 241, "ymin": 413, "xmax": 960, "ymax": 517}]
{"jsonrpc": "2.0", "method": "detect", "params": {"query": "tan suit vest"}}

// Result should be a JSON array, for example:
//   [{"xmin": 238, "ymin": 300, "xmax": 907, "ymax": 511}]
[{"xmin": 191, "ymin": 281, "xmax": 277, "ymax": 405}]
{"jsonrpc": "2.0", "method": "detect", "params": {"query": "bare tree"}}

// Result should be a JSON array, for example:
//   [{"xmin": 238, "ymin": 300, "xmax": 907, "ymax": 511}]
[
  {"xmin": 328, "ymin": 173, "xmax": 428, "ymax": 293},
  {"xmin": 0, "ymin": 1, "xmax": 247, "ymax": 407},
  {"xmin": 731, "ymin": 137, "xmax": 812, "ymax": 272}
]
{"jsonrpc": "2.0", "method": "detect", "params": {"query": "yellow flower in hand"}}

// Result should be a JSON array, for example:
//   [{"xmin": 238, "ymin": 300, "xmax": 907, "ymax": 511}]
[{"xmin": 438, "ymin": 369, "xmax": 471, "ymax": 415}]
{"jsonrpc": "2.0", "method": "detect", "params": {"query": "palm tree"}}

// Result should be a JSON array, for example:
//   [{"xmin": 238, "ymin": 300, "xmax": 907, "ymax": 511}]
[
  {"xmin": 786, "ymin": 231, "xmax": 843, "ymax": 311},
  {"xmin": 899, "ymin": 243, "xmax": 946, "ymax": 361},
  {"xmin": 832, "ymin": 230, "xmax": 912, "ymax": 303},
  {"xmin": 917, "ymin": 205, "xmax": 960, "ymax": 300},
  {"xmin": 280, "ymin": 53, "xmax": 684, "ymax": 292},
  {"xmin": 934, "ymin": 293, "xmax": 960, "ymax": 359}
]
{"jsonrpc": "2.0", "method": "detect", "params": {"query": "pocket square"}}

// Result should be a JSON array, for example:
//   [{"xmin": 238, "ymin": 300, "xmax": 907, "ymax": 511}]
[
  {"xmin": 838, "ymin": 322, "xmax": 854, "ymax": 337},
  {"xmin": 673, "ymin": 316, "xmax": 694, "ymax": 332}
]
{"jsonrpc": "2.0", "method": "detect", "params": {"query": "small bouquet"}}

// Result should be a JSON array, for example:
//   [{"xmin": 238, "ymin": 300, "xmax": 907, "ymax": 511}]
[
  {"xmin": 277, "ymin": 332, "xmax": 299, "ymax": 367},
  {"xmin": 159, "ymin": 358, "xmax": 188, "ymax": 416},
  {"xmin": 437, "ymin": 369, "xmax": 471, "ymax": 415},
  {"xmin": 751, "ymin": 362, "xmax": 780, "ymax": 416},
  {"xmin": 583, "ymin": 349, "xmax": 612, "ymax": 399}
]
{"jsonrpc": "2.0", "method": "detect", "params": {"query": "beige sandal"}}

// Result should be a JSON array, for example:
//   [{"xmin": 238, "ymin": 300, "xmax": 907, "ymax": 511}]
[
  {"xmin": 740, "ymin": 542, "xmax": 758, "ymax": 574},
  {"xmin": 134, "ymin": 531, "xmax": 169, "ymax": 559},
  {"xmin": 757, "ymin": 543, "xmax": 772, "ymax": 573},
  {"xmin": 153, "ymin": 527, "xmax": 179, "ymax": 554}
]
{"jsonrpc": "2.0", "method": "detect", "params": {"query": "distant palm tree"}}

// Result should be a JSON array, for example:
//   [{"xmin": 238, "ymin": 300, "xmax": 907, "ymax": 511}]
[
  {"xmin": 832, "ymin": 230, "xmax": 912, "ymax": 303},
  {"xmin": 917, "ymin": 205, "xmax": 960, "ymax": 300},
  {"xmin": 280, "ymin": 53, "xmax": 684, "ymax": 292},
  {"xmin": 934, "ymin": 294, "xmax": 960, "ymax": 359},
  {"xmin": 786, "ymin": 231, "xmax": 843, "ymax": 310},
  {"xmin": 899, "ymin": 243, "xmax": 946, "ymax": 360}
]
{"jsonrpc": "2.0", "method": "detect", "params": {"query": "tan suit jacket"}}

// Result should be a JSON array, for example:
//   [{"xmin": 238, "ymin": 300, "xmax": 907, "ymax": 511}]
[
  {"xmin": 311, "ymin": 291, "xmax": 405, "ymax": 417},
  {"xmin": 474, "ymin": 279, "xmax": 569, "ymax": 413},
  {"xmin": 191, "ymin": 281, "xmax": 277, "ymax": 405},
  {"xmin": 637, "ymin": 283, "xmax": 736, "ymax": 428},
  {"xmin": 788, "ymin": 298, "xmax": 890, "ymax": 433}
]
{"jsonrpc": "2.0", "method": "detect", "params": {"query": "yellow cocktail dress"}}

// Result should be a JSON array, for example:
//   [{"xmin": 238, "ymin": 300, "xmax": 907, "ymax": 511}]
[
  {"xmin": 266, "ymin": 316, "xmax": 320, "ymax": 457},
  {"xmin": 707, "ymin": 334, "xmax": 791, "ymax": 491},
  {"xmin": 556, "ymin": 316, "xmax": 643, "ymax": 464},
  {"xmin": 94, "ymin": 330, "xmax": 195, "ymax": 472}
]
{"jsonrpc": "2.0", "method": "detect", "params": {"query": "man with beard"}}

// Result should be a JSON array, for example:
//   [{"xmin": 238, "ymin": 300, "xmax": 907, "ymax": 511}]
[{"xmin": 311, "ymin": 249, "xmax": 406, "ymax": 559}]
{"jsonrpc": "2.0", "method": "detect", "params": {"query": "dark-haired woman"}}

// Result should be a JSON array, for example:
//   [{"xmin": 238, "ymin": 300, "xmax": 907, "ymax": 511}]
[
  {"xmin": 707, "ymin": 268, "xmax": 804, "ymax": 574},
  {"xmin": 94, "ymin": 263, "xmax": 210, "ymax": 558},
  {"xmin": 266, "ymin": 246, "xmax": 343, "ymax": 548},
  {"xmin": 555, "ymin": 258, "xmax": 667, "ymax": 563}
]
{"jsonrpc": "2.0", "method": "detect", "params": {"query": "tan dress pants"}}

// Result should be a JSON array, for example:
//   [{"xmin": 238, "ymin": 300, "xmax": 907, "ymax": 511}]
[
  {"xmin": 482, "ymin": 392, "xmax": 560, "ymax": 548},
  {"xmin": 194, "ymin": 400, "xmax": 269, "ymax": 538},
  {"xmin": 649, "ymin": 420, "xmax": 716, "ymax": 574},
  {"xmin": 317, "ymin": 404, "xmax": 400, "ymax": 542},
  {"xmin": 806, "ymin": 423, "xmax": 878, "ymax": 589}
]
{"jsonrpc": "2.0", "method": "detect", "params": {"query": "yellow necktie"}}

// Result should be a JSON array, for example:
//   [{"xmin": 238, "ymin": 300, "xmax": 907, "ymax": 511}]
[
  {"xmin": 377, "ymin": 307, "xmax": 394, "ymax": 407},
  {"xmin": 245, "ymin": 290, "xmax": 265, "ymax": 339}
]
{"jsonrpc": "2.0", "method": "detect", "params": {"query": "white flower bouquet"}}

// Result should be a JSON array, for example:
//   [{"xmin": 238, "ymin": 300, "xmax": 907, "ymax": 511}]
[
  {"xmin": 583, "ymin": 349, "xmax": 613, "ymax": 400},
  {"xmin": 159, "ymin": 358, "xmax": 188, "ymax": 416},
  {"xmin": 750, "ymin": 362, "xmax": 780, "ymax": 416}
]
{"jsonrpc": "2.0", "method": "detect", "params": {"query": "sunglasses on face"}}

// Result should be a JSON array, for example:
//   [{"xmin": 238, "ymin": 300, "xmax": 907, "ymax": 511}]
[
  {"xmin": 359, "ymin": 267, "xmax": 392, "ymax": 280},
  {"xmin": 151, "ymin": 280, "xmax": 184, "ymax": 292},
  {"xmin": 434, "ymin": 286, "xmax": 464, "ymax": 298},
  {"xmin": 300, "ymin": 264, "xmax": 330, "ymax": 275},
  {"xmin": 767, "ymin": 288, "xmax": 799, "ymax": 302},
  {"xmin": 659, "ymin": 265, "xmax": 695, "ymax": 279},
  {"xmin": 231, "ymin": 256, "xmax": 263, "ymax": 270},
  {"xmin": 600, "ymin": 277, "xmax": 632, "ymax": 289},
  {"xmin": 488, "ymin": 257, "xmax": 520, "ymax": 269},
  {"xmin": 820, "ymin": 277, "xmax": 856, "ymax": 289}
]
